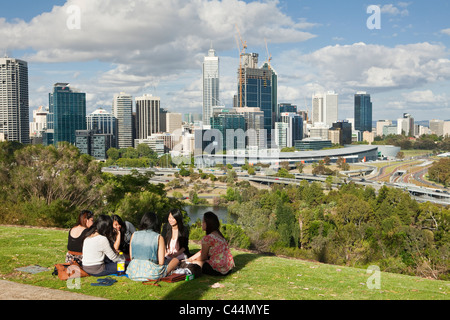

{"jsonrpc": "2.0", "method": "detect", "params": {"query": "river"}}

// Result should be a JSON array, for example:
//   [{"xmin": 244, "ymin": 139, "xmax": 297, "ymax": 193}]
[{"xmin": 183, "ymin": 205, "xmax": 236, "ymax": 225}]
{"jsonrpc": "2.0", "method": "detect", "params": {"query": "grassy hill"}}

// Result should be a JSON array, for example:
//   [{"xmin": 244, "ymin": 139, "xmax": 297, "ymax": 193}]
[{"xmin": 0, "ymin": 225, "xmax": 448, "ymax": 300}]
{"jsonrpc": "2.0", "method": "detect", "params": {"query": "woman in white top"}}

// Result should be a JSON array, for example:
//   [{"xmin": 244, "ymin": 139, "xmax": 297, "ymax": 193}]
[
  {"xmin": 162, "ymin": 209, "xmax": 190, "ymax": 263},
  {"xmin": 82, "ymin": 215, "xmax": 123, "ymax": 277}
]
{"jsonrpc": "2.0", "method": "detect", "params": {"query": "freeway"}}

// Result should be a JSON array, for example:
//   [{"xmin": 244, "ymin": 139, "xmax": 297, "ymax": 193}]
[{"xmin": 101, "ymin": 166, "xmax": 449, "ymax": 206}]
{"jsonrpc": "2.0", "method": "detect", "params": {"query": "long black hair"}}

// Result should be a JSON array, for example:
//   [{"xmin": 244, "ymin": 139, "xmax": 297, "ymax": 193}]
[
  {"xmin": 203, "ymin": 211, "xmax": 225, "ymax": 240},
  {"xmin": 84, "ymin": 214, "xmax": 115, "ymax": 247},
  {"xmin": 163, "ymin": 209, "xmax": 190, "ymax": 256},
  {"xmin": 139, "ymin": 212, "xmax": 160, "ymax": 232}
]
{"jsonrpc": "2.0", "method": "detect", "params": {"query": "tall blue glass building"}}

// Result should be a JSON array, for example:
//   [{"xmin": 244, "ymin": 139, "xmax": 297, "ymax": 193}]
[
  {"xmin": 354, "ymin": 92, "xmax": 372, "ymax": 132},
  {"xmin": 237, "ymin": 54, "xmax": 277, "ymax": 144},
  {"xmin": 46, "ymin": 83, "xmax": 86, "ymax": 146},
  {"xmin": 210, "ymin": 112, "xmax": 246, "ymax": 152}
]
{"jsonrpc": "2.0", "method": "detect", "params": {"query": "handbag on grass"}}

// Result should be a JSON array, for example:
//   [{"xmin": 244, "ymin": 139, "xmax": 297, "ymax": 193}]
[{"xmin": 53, "ymin": 261, "xmax": 89, "ymax": 281}]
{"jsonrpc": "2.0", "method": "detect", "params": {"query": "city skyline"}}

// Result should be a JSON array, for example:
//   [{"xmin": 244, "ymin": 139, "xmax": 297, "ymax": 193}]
[{"xmin": 1, "ymin": 0, "xmax": 450, "ymax": 121}]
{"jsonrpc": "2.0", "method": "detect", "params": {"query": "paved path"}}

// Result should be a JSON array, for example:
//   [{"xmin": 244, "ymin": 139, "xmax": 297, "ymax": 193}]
[{"xmin": 0, "ymin": 280, "xmax": 107, "ymax": 300}]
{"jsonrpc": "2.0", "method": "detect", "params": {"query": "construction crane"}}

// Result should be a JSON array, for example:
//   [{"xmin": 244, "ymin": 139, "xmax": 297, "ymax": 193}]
[
  {"xmin": 264, "ymin": 38, "xmax": 272, "ymax": 71},
  {"xmin": 235, "ymin": 24, "xmax": 247, "ymax": 108}
]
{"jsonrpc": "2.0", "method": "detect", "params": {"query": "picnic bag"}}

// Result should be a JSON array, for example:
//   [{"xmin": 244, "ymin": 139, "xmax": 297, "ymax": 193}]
[{"xmin": 53, "ymin": 261, "xmax": 89, "ymax": 281}]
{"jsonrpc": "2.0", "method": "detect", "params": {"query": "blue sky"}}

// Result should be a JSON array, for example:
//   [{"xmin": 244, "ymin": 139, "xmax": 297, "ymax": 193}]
[{"xmin": 1, "ymin": 0, "xmax": 450, "ymax": 121}]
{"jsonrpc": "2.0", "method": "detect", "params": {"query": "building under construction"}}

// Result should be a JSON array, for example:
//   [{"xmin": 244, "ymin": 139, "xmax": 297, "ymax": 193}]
[{"xmin": 235, "ymin": 52, "xmax": 277, "ymax": 144}]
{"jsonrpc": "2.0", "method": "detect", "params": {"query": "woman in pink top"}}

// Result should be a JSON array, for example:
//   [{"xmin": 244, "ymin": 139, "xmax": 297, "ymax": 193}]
[{"xmin": 186, "ymin": 211, "xmax": 234, "ymax": 276}]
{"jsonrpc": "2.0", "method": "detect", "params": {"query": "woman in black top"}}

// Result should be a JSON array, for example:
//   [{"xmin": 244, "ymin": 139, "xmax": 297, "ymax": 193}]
[{"xmin": 66, "ymin": 210, "xmax": 94, "ymax": 264}]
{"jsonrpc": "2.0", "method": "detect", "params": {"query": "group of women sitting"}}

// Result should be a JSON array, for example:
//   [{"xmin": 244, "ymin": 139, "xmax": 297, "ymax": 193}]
[{"xmin": 65, "ymin": 209, "xmax": 235, "ymax": 280}]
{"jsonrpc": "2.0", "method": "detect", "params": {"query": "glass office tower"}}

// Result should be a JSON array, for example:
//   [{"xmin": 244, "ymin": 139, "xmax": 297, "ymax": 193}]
[
  {"xmin": 354, "ymin": 92, "xmax": 372, "ymax": 132},
  {"xmin": 211, "ymin": 112, "xmax": 246, "ymax": 152},
  {"xmin": 87, "ymin": 108, "xmax": 118, "ymax": 148},
  {"xmin": 46, "ymin": 83, "xmax": 86, "ymax": 146},
  {"xmin": 237, "ymin": 54, "xmax": 277, "ymax": 144}
]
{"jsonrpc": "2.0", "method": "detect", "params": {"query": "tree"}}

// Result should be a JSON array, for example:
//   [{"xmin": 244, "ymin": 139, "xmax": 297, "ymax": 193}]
[
  {"xmin": 159, "ymin": 154, "xmax": 174, "ymax": 168},
  {"xmin": 428, "ymin": 158, "xmax": 450, "ymax": 187},
  {"xmin": 115, "ymin": 190, "xmax": 181, "ymax": 227},
  {"xmin": 10, "ymin": 143, "xmax": 105, "ymax": 209},
  {"xmin": 336, "ymin": 194, "xmax": 373, "ymax": 227},
  {"xmin": 179, "ymin": 166, "xmax": 190, "ymax": 177},
  {"xmin": 297, "ymin": 162, "xmax": 304, "ymax": 173},
  {"xmin": 122, "ymin": 147, "xmax": 139, "ymax": 159},
  {"xmin": 106, "ymin": 147, "xmax": 120, "ymax": 161}
]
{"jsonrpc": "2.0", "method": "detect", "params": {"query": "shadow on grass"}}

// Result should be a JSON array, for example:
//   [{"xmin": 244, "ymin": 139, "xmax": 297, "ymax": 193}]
[{"xmin": 161, "ymin": 251, "xmax": 261, "ymax": 300}]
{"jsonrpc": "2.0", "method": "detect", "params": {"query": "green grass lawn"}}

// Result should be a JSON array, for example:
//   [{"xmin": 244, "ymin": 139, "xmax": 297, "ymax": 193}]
[{"xmin": 0, "ymin": 225, "xmax": 448, "ymax": 300}]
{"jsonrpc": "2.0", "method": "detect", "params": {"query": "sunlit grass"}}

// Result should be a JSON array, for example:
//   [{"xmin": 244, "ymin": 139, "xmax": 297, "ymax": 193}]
[{"xmin": 0, "ymin": 226, "xmax": 448, "ymax": 300}]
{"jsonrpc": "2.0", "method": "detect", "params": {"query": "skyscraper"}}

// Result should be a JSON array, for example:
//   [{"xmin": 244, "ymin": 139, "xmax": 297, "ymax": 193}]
[
  {"xmin": 30, "ymin": 106, "xmax": 48, "ymax": 139},
  {"xmin": 203, "ymin": 46, "xmax": 219, "ymax": 125},
  {"xmin": 237, "ymin": 53, "xmax": 277, "ymax": 142},
  {"xmin": 86, "ymin": 108, "xmax": 118, "ymax": 148},
  {"xmin": 331, "ymin": 121, "xmax": 352, "ymax": 145},
  {"xmin": 165, "ymin": 112, "xmax": 182, "ymax": 134},
  {"xmin": 210, "ymin": 110, "xmax": 246, "ymax": 152},
  {"xmin": 397, "ymin": 113, "xmax": 414, "ymax": 136},
  {"xmin": 275, "ymin": 112, "xmax": 303, "ymax": 148},
  {"xmin": 311, "ymin": 91, "xmax": 338, "ymax": 127},
  {"xmin": 354, "ymin": 92, "xmax": 372, "ymax": 132},
  {"xmin": 46, "ymin": 83, "xmax": 86, "ymax": 146},
  {"xmin": 0, "ymin": 57, "xmax": 29, "ymax": 143},
  {"xmin": 135, "ymin": 94, "xmax": 160, "ymax": 139},
  {"xmin": 325, "ymin": 91, "xmax": 338, "ymax": 127},
  {"xmin": 429, "ymin": 119, "xmax": 444, "ymax": 137},
  {"xmin": 113, "ymin": 93, "xmax": 133, "ymax": 148}
]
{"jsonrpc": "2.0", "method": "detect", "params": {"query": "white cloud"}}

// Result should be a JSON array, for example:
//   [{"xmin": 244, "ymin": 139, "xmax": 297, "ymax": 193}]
[
  {"xmin": 403, "ymin": 90, "xmax": 448, "ymax": 105},
  {"xmin": 441, "ymin": 28, "xmax": 450, "ymax": 36},
  {"xmin": 0, "ymin": 0, "xmax": 315, "ymax": 69},
  {"xmin": 1, "ymin": 0, "xmax": 318, "ymax": 113},
  {"xmin": 381, "ymin": 3, "xmax": 409, "ymax": 16},
  {"xmin": 297, "ymin": 42, "xmax": 450, "ymax": 92}
]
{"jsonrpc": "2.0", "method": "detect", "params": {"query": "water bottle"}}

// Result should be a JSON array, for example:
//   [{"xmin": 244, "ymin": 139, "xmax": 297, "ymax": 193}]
[{"xmin": 117, "ymin": 252, "xmax": 125, "ymax": 276}]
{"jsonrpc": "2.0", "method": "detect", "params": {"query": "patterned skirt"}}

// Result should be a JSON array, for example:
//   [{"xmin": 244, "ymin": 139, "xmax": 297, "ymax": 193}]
[
  {"xmin": 126, "ymin": 259, "xmax": 168, "ymax": 281},
  {"xmin": 65, "ymin": 251, "xmax": 83, "ymax": 265}
]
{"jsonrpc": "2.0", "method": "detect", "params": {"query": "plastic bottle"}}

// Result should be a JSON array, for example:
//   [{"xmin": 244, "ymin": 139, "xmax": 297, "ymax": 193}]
[{"xmin": 117, "ymin": 252, "xmax": 125, "ymax": 276}]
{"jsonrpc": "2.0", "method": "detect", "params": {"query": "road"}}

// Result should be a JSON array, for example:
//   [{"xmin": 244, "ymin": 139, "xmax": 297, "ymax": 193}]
[{"xmin": 102, "ymin": 164, "xmax": 449, "ymax": 205}]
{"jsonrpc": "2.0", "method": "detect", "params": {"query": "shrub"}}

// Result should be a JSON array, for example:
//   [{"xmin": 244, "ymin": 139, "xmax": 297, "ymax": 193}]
[{"xmin": 221, "ymin": 224, "xmax": 251, "ymax": 249}]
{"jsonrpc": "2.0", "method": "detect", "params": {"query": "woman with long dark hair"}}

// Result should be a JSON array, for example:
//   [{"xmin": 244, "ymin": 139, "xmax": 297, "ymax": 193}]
[
  {"xmin": 162, "ymin": 209, "xmax": 190, "ymax": 262},
  {"xmin": 186, "ymin": 211, "xmax": 234, "ymax": 276},
  {"xmin": 65, "ymin": 210, "xmax": 94, "ymax": 264},
  {"xmin": 82, "ymin": 215, "xmax": 124, "ymax": 277},
  {"xmin": 126, "ymin": 212, "xmax": 180, "ymax": 281},
  {"xmin": 111, "ymin": 214, "xmax": 136, "ymax": 256}
]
